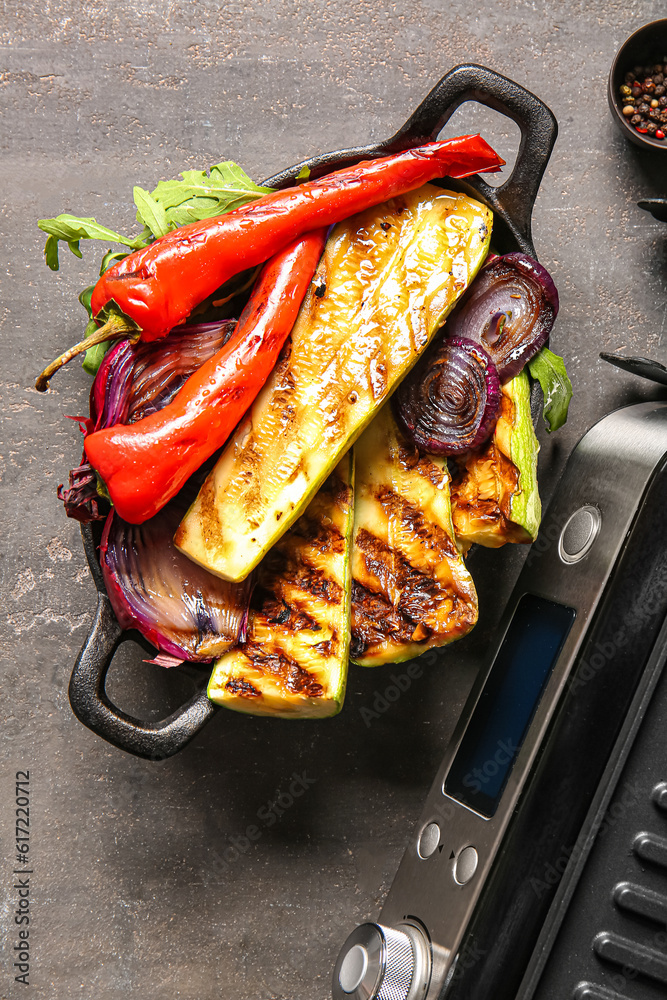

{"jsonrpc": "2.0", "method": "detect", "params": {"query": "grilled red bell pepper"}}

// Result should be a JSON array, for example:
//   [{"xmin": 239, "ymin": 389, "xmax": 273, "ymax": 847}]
[
  {"xmin": 84, "ymin": 229, "xmax": 327, "ymax": 524},
  {"xmin": 91, "ymin": 136, "xmax": 504, "ymax": 340}
]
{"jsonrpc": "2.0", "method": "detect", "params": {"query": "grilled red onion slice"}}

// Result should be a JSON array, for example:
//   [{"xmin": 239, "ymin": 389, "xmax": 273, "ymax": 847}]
[
  {"xmin": 59, "ymin": 320, "xmax": 235, "ymax": 522},
  {"xmin": 446, "ymin": 252, "xmax": 559, "ymax": 382},
  {"xmin": 100, "ymin": 489, "xmax": 251, "ymax": 663},
  {"xmin": 394, "ymin": 336, "xmax": 501, "ymax": 455}
]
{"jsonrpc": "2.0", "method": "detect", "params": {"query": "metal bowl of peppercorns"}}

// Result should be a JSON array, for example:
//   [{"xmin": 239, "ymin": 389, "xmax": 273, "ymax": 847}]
[{"xmin": 609, "ymin": 19, "xmax": 667, "ymax": 150}]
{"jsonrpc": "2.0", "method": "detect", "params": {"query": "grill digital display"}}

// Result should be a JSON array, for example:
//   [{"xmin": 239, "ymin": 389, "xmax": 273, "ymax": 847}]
[{"xmin": 445, "ymin": 594, "xmax": 576, "ymax": 818}]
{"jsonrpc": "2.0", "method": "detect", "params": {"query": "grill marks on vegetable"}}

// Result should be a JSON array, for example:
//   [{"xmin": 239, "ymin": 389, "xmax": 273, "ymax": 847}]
[
  {"xmin": 228, "ymin": 643, "xmax": 326, "ymax": 698},
  {"xmin": 206, "ymin": 457, "xmax": 354, "ymax": 718},
  {"xmin": 225, "ymin": 677, "xmax": 261, "ymax": 698},
  {"xmin": 449, "ymin": 371, "xmax": 541, "ymax": 548},
  {"xmin": 350, "ymin": 581, "xmax": 424, "ymax": 659},
  {"xmin": 176, "ymin": 186, "xmax": 493, "ymax": 583},
  {"xmin": 350, "ymin": 407, "xmax": 478, "ymax": 665},
  {"xmin": 354, "ymin": 526, "xmax": 455, "ymax": 620},
  {"xmin": 451, "ymin": 448, "xmax": 523, "ymax": 543}
]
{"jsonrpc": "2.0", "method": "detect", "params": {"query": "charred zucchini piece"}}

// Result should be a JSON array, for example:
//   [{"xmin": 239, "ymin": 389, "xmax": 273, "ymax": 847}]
[
  {"xmin": 350, "ymin": 406, "xmax": 478, "ymax": 666},
  {"xmin": 207, "ymin": 454, "xmax": 354, "ymax": 718},
  {"xmin": 176, "ymin": 186, "xmax": 492, "ymax": 582},
  {"xmin": 450, "ymin": 370, "xmax": 540, "ymax": 547}
]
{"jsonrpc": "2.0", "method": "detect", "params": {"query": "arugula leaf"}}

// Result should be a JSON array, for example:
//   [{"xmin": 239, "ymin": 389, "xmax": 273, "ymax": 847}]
[
  {"xmin": 44, "ymin": 235, "xmax": 60, "ymax": 271},
  {"xmin": 76, "ymin": 285, "xmax": 108, "ymax": 375},
  {"xmin": 528, "ymin": 347, "xmax": 573, "ymax": 432},
  {"xmin": 38, "ymin": 214, "xmax": 140, "ymax": 246},
  {"xmin": 40, "ymin": 159, "xmax": 274, "ymax": 377},
  {"xmin": 133, "ymin": 186, "xmax": 170, "ymax": 238},
  {"xmin": 38, "ymin": 214, "xmax": 146, "ymax": 270},
  {"xmin": 82, "ymin": 329, "xmax": 109, "ymax": 376},
  {"xmin": 95, "ymin": 474, "xmax": 112, "ymax": 503},
  {"xmin": 39, "ymin": 161, "xmax": 273, "ymax": 272},
  {"xmin": 148, "ymin": 161, "xmax": 273, "ymax": 228},
  {"xmin": 100, "ymin": 249, "xmax": 129, "ymax": 275},
  {"xmin": 79, "ymin": 285, "xmax": 94, "ymax": 317}
]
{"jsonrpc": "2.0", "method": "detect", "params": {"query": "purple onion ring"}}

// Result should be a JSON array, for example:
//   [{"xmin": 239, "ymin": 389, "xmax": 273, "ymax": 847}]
[
  {"xmin": 446, "ymin": 252, "xmax": 559, "ymax": 382},
  {"xmin": 393, "ymin": 336, "xmax": 501, "ymax": 455}
]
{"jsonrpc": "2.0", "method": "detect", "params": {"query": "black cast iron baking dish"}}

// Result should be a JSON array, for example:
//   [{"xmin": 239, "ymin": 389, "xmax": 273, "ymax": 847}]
[{"xmin": 68, "ymin": 63, "xmax": 558, "ymax": 759}]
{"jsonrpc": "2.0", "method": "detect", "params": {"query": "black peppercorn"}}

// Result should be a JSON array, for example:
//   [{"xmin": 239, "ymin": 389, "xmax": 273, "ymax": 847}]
[{"xmin": 618, "ymin": 59, "xmax": 667, "ymax": 139}]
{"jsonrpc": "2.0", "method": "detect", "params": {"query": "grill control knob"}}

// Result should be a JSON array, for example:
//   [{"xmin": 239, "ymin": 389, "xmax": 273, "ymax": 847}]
[{"xmin": 332, "ymin": 922, "xmax": 430, "ymax": 1000}]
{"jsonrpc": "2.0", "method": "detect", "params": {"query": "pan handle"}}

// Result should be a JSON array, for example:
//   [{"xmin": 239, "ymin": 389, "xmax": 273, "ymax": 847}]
[
  {"xmin": 388, "ymin": 63, "xmax": 558, "ymax": 254},
  {"xmin": 68, "ymin": 589, "xmax": 216, "ymax": 760},
  {"xmin": 267, "ymin": 64, "xmax": 556, "ymax": 256}
]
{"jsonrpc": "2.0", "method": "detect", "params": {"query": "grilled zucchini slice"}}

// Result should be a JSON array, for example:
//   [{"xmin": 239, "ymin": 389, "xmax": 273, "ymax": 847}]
[
  {"xmin": 176, "ymin": 186, "xmax": 492, "ymax": 582},
  {"xmin": 449, "ymin": 370, "xmax": 541, "ymax": 548},
  {"xmin": 207, "ymin": 453, "xmax": 354, "ymax": 718},
  {"xmin": 350, "ymin": 405, "xmax": 478, "ymax": 666}
]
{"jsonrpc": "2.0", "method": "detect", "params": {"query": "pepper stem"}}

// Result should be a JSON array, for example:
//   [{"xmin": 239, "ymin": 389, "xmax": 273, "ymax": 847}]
[{"xmin": 35, "ymin": 313, "xmax": 138, "ymax": 392}]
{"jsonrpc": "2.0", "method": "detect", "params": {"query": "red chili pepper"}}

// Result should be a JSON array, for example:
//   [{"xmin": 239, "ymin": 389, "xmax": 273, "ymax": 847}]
[
  {"xmin": 91, "ymin": 136, "xmax": 504, "ymax": 341},
  {"xmin": 84, "ymin": 229, "xmax": 327, "ymax": 524}
]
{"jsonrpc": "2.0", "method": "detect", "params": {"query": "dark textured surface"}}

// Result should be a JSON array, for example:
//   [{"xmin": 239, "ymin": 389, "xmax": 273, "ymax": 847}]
[{"xmin": 1, "ymin": 3, "xmax": 667, "ymax": 999}]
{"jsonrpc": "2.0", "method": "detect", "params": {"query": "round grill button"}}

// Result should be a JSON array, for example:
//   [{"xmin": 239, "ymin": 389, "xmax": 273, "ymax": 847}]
[
  {"xmin": 453, "ymin": 845, "xmax": 479, "ymax": 885},
  {"xmin": 559, "ymin": 505, "xmax": 601, "ymax": 563},
  {"xmin": 339, "ymin": 944, "xmax": 369, "ymax": 994},
  {"xmin": 418, "ymin": 822, "xmax": 441, "ymax": 859},
  {"xmin": 332, "ymin": 922, "xmax": 423, "ymax": 1000}
]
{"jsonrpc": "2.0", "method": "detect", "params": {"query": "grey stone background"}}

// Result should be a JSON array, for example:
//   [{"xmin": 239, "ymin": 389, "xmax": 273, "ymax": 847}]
[{"xmin": 1, "ymin": 1, "xmax": 666, "ymax": 998}]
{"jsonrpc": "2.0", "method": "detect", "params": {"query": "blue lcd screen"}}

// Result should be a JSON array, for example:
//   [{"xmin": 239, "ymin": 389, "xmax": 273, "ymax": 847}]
[{"xmin": 444, "ymin": 594, "xmax": 575, "ymax": 818}]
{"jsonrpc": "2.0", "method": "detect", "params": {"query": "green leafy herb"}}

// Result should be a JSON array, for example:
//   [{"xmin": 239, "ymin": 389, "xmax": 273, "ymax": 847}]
[
  {"xmin": 44, "ymin": 235, "xmax": 60, "ymax": 270},
  {"xmin": 145, "ymin": 161, "xmax": 273, "ymax": 229},
  {"xmin": 38, "ymin": 160, "xmax": 273, "ymax": 271},
  {"xmin": 77, "ymin": 285, "xmax": 107, "ymax": 376},
  {"xmin": 528, "ymin": 347, "xmax": 573, "ymax": 432},
  {"xmin": 38, "ymin": 215, "xmax": 146, "ymax": 271},
  {"xmin": 100, "ymin": 249, "xmax": 129, "ymax": 275},
  {"xmin": 81, "ymin": 338, "xmax": 110, "ymax": 377},
  {"xmin": 38, "ymin": 159, "xmax": 274, "ymax": 375},
  {"xmin": 296, "ymin": 164, "xmax": 311, "ymax": 181},
  {"xmin": 95, "ymin": 474, "xmax": 112, "ymax": 504},
  {"xmin": 133, "ymin": 186, "xmax": 170, "ymax": 239},
  {"xmin": 79, "ymin": 285, "xmax": 94, "ymax": 317}
]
